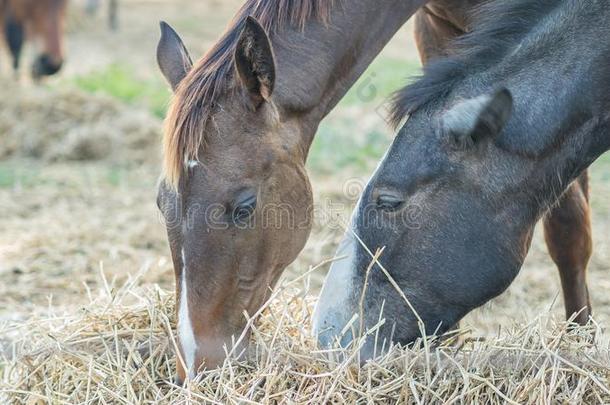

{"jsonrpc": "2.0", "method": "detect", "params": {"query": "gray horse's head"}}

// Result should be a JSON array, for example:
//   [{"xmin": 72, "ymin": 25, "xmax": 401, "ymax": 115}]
[{"xmin": 313, "ymin": 89, "xmax": 533, "ymax": 357}]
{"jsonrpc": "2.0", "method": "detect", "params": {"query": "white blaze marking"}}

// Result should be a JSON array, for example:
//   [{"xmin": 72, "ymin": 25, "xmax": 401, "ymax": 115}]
[
  {"xmin": 312, "ymin": 149, "xmax": 391, "ymax": 335},
  {"xmin": 312, "ymin": 227, "xmax": 357, "ymax": 333},
  {"xmin": 179, "ymin": 248, "xmax": 197, "ymax": 379}
]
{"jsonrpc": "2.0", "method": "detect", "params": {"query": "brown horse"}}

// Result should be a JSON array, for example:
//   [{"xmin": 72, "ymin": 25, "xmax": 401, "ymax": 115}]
[
  {"xmin": 412, "ymin": 0, "xmax": 593, "ymax": 327},
  {"xmin": 0, "ymin": 0, "xmax": 67, "ymax": 78},
  {"xmin": 156, "ymin": 0, "xmax": 431, "ymax": 382}
]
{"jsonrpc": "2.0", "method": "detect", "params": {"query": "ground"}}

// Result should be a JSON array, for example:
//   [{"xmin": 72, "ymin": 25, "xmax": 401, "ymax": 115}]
[{"xmin": 1, "ymin": 0, "xmax": 609, "ymax": 354}]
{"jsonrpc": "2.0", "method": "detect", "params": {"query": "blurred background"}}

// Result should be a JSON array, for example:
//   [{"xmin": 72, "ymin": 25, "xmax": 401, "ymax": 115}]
[{"xmin": 0, "ymin": 0, "xmax": 608, "ymax": 336}]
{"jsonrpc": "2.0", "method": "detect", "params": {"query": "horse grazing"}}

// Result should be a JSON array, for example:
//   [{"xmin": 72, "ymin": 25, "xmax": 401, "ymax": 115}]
[
  {"xmin": 314, "ymin": 0, "xmax": 610, "ymax": 359},
  {"xmin": 156, "ymin": 0, "xmax": 429, "ymax": 383},
  {"xmin": 410, "ymin": 0, "xmax": 594, "ymax": 327},
  {"xmin": 0, "ymin": 0, "xmax": 67, "ymax": 78}
]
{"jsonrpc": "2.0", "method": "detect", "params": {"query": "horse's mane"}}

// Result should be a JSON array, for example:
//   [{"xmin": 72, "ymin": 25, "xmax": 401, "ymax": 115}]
[
  {"xmin": 390, "ymin": 0, "xmax": 562, "ymax": 127},
  {"xmin": 163, "ymin": 0, "xmax": 335, "ymax": 189}
]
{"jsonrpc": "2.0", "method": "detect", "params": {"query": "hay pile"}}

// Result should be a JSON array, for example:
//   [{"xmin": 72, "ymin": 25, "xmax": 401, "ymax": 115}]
[
  {"xmin": 1, "ymin": 269, "xmax": 609, "ymax": 404},
  {"xmin": 0, "ymin": 79, "xmax": 161, "ymax": 163}
]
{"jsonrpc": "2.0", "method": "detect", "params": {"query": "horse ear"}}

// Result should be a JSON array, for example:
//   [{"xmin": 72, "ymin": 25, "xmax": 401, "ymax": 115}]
[
  {"xmin": 234, "ymin": 16, "xmax": 276, "ymax": 108},
  {"xmin": 443, "ymin": 88, "xmax": 513, "ymax": 148},
  {"xmin": 157, "ymin": 21, "xmax": 193, "ymax": 92}
]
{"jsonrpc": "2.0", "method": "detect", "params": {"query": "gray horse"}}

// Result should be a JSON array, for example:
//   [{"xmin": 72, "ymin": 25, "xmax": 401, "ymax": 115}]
[{"xmin": 314, "ymin": 0, "xmax": 610, "ymax": 359}]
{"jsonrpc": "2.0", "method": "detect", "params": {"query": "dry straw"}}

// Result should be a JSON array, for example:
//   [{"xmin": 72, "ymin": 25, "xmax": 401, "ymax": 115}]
[
  {"xmin": 1, "ymin": 263, "xmax": 609, "ymax": 405},
  {"xmin": 0, "ymin": 79, "xmax": 161, "ymax": 163}
]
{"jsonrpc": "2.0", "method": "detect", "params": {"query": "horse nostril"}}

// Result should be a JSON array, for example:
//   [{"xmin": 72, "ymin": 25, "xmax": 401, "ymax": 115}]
[{"xmin": 32, "ymin": 55, "xmax": 63, "ymax": 78}]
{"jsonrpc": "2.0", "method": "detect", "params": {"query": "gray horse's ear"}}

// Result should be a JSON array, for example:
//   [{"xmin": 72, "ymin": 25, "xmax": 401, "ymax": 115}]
[
  {"xmin": 234, "ymin": 16, "xmax": 276, "ymax": 108},
  {"xmin": 157, "ymin": 21, "xmax": 193, "ymax": 92},
  {"xmin": 443, "ymin": 88, "xmax": 513, "ymax": 148}
]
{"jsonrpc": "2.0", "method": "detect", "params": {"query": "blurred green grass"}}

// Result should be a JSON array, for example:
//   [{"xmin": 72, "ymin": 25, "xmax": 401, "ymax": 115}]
[
  {"xmin": 62, "ymin": 64, "xmax": 171, "ymax": 118},
  {"xmin": 308, "ymin": 124, "xmax": 391, "ymax": 175},
  {"xmin": 0, "ymin": 164, "xmax": 40, "ymax": 188},
  {"xmin": 338, "ymin": 58, "xmax": 420, "ymax": 107},
  {"xmin": 590, "ymin": 153, "xmax": 610, "ymax": 215},
  {"xmin": 592, "ymin": 152, "xmax": 610, "ymax": 181},
  {"xmin": 0, "ymin": 161, "xmax": 148, "ymax": 189},
  {"xmin": 308, "ymin": 57, "xmax": 420, "ymax": 175}
]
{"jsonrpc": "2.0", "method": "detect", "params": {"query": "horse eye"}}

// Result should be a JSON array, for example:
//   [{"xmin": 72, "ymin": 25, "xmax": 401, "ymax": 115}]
[
  {"xmin": 376, "ymin": 194, "xmax": 404, "ymax": 212},
  {"xmin": 233, "ymin": 194, "xmax": 257, "ymax": 222}
]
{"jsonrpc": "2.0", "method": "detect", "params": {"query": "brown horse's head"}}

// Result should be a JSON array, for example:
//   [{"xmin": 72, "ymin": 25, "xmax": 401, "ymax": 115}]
[
  {"xmin": 3, "ymin": 0, "xmax": 67, "ymax": 78},
  {"xmin": 156, "ymin": 18, "xmax": 314, "ymax": 381}
]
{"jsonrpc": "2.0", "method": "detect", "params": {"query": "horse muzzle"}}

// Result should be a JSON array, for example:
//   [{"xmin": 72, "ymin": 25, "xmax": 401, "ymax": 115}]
[
  {"xmin": 174, "ymin": 331, "xmax": 249, "ymax": 385},
  {"xmin": 32, "ymin": 54, "xmax": 63, "ymax": 79}
]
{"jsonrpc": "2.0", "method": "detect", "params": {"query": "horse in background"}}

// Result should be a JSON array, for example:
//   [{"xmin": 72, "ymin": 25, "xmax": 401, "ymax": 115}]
[
  {"xmin": 85, "ymin": 0, "xmax": 118, "ymax": 31},
  {"xmin": 0, "ymin": 0, "xmax": 68, "ymax": 79}
]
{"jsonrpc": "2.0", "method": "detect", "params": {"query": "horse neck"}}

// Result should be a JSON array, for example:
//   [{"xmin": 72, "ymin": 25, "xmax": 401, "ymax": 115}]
[
  {"xmin": 270, "ymin": 0, "xmax": 427, "ymax": 132},
  {"xmin": 501, "ymin": 50, "xmax": 610, "ymax": 220},
  {"xmin": 417, "ymin": 1, "xmax": 606, "ymax": 221},
  {"xmin": 527, "ymin": 111, "xmax": 610, "ymax": 217}
]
